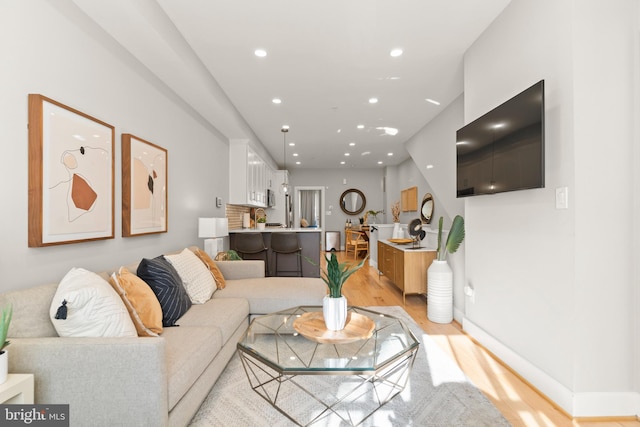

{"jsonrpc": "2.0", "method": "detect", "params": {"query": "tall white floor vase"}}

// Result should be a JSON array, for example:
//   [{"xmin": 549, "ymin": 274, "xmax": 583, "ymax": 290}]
[
  {"xmin": 0, "ymin": 350, "xmax": 7, "ymax": 384},
  {"xmin": 427, "ymin": 260, "xmax": 453, "ymax": 323},
  {"xmin": 323, "ymin": 296, "xmax": 347, "ymax": 331}
]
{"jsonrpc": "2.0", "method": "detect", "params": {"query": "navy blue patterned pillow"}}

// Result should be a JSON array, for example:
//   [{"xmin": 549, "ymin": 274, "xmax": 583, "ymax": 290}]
[{"xmin": 137, "ymin": 256, "xmax": 192, "ymax": 327}]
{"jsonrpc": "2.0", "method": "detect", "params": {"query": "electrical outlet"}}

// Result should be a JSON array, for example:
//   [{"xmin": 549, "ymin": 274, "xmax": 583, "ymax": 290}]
[{"xmin": 464, "ymin": 285, "xmax": 475, "ymax": 304}]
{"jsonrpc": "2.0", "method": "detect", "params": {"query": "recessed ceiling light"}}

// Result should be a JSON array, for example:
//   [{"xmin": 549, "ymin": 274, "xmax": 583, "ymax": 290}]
[
  {"xmin": 390, "ymin": 48, "xmax": 403, "ymax": 57},
  {"xmin": 295, "ymin": 161, "xmax": 301, "ymax": 165},
  {"xmin": 254, "ymin": 49, "xmax": 267, "ymax": 57},
  {"xmin": 293, "ymin": 153, "xmax": 298, "ymax": 157},
  {"xmin": 378, "ymin": 161, "xmax": 383, "ymax": 165},
  {"xmin": 369, "ymin": 98, "xmax": 378, "ymax": 104},
  {"xmin": 272, "ymin": 98, "xmax": 282, "ymax": 104},
  {"xmin": 387, "ymin": 152, "xmax": 393, "ymax": 156},
  {"xmin": 288, "ymin": 142, "xmax": 295, "ymax": 147},
  {"xmin": 337, "ymin": 129, "xmax": 342, "ymax": 133},
  {"xmin": 340, "ymin": 161, "xmax": 346, "ymax": 165},
  {"xmin": 492, "ymin": 123, "xmax": 505, "ymax": 129},
  {"xmin": 344, "ymin": 153, "xmax": 350, "ymax": 156},
  {"xmin": 376, "ymin": 126, "xmax": 398, "ymax": 136},
  {"xmin": 426, "ymin": 164, "xmax": 434, "ymax": 169},
  {"xmin": 349, "ymin": 142, "xmax": 356, "ymax": 146},
  {"xmin": 426, "ymin": 98, "xmax": 441, "ymax": 105},
  {"xmin": 361, "ymin": 151, "xmax": 371, "ymax": 156},
  {"xmin": 357, "ymin": 124, "xmax": 364, "ymax": 129}
]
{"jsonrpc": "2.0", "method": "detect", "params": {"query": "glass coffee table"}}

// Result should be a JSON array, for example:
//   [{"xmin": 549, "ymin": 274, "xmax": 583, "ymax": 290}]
[{"xmin": 237, "ymin": 306, "xmax": 420, "ymax": 426}]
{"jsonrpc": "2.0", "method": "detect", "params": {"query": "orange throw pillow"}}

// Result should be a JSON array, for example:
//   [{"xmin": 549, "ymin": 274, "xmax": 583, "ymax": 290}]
[
  {"xmin": 109, "ymin": 267, "xmax": 163, "ymax": 337},
  {"xmin": 193, "ymin": 248, "xmax": 227, "ymax": 290}
]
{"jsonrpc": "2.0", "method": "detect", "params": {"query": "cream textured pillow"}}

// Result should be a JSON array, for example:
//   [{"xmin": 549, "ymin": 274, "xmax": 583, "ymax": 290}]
[
  {"xmin": 165, "ymin": 248, "xmax": 216, "ymax": 303},
  {"xmin": 193, "ymin": 248, "xmax": 226, "ymax": 289},
  {"xmin": 109, "ymin": 267, "xmax": 163, "ymax": 337},
  {"xmin": 50, "ymin": 268, "xmax": 137, "ymax": 338}
]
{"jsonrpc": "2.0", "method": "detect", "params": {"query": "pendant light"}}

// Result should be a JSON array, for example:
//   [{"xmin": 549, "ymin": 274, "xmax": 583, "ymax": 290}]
[{"xmin": 279, "ymin": 127, "xmax": 291, "ymax": 195}]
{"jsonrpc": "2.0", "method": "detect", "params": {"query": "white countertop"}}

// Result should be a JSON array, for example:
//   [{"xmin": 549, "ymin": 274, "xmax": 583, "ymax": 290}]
[
  {"xmin": 380, "ymin": 239, "xmax": 437, "ymax": 252},
  {"xmin": 230, "ymin": 227, "xmax": 322, "ymax": 233}
]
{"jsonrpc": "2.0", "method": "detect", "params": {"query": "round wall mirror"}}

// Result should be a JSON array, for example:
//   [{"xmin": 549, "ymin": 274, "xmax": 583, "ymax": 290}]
[
  {"xmin": 421, "ymin": 193, "xmax": 434, "ymax": 224},
  {"xmin": 339, "ymin": 189, "xmax": 366, "ymax": 215}
]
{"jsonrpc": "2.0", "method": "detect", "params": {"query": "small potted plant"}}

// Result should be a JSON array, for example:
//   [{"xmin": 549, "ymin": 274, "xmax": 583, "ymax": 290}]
[
  {"xmin": 0, "ymin": 303, "xmax": 12, "ymax": 384},
  {"xmin": 321, "ymin": 253, "xmax": 367, "ymax": 330},
  {"xmin": 366, "ymin": 209, "xmax": 384, "ymax": 224},
  {"xmin": 256, "ymin": 217, "xmax": 266, "ymax": 230}
]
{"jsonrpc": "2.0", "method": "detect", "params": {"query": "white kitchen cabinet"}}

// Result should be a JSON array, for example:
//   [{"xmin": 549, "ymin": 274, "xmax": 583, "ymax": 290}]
[{"xmin": 229, "ymin": 139, "xmax": 268, "ymax": 207}]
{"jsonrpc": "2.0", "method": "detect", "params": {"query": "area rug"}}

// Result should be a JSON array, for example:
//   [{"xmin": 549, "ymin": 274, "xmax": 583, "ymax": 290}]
[{"xmin": 189, "ymin": 306, "xmax": 511, "ymax": 426}]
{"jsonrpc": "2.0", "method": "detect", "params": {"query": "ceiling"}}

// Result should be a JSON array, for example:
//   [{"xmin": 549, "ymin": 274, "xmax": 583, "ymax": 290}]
[{"xmin": 74, "ymin": 0, "xmax": 510, "ymax": 170}]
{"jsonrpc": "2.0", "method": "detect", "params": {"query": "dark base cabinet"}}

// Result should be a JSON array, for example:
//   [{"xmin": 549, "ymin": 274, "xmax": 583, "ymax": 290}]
[{"xmin": 230, "ymin": 231, "xmax": 321, "ymax": 278}]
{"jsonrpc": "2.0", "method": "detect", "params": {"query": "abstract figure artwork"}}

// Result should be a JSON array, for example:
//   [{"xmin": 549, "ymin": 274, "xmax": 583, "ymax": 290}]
[
  {"xmin": 28, "ymin": 94, "xmax": 115, "ymax": 247},
  {"xmin": 122, "ymin": 134, "xmax": 168, "ymax": 236}
]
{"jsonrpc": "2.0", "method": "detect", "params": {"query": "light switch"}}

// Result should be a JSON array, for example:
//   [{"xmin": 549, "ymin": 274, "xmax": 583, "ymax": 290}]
[{"xmin": 555, "ymin": 187, "xmax": 568, "ymax": 209}]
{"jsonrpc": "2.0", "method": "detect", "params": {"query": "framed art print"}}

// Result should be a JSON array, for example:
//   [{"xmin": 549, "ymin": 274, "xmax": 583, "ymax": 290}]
[
  {"xmin": 122, "ymin": 134, "xmax": 168, "ymax": 236},
  {"xmin": 28, "ymin": 94, "xmax": 115, "ymax": 247}
]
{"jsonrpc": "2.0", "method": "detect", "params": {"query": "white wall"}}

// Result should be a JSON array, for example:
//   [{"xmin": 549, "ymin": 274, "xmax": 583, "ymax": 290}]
[
  {"xmin": 0, "ymin": 1, "xmax": 229, "ymax": 291},
  {"xmin": 384, "ymin": 160, "xmax": 436, "ymax": 226},
  {"xmin": 290, "ymin": 168, "xmax": 384, "ymax": 246},
  {"xmin": 462, "ymin": 0, "xmax": 638, "ymax": 416},
  {"xmin": 404, "ymin": 95, "xmax": 466, "ymax": 319}
]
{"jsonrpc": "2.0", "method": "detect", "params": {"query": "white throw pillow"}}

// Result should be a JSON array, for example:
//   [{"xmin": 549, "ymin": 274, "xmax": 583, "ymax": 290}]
[
  {"xmin": 50, "ymin": 268, "xmax": 137, "ymax": 338},
  {"xmin": 165, "ymin": 248, "xmax": 216, "ymax": 304}
]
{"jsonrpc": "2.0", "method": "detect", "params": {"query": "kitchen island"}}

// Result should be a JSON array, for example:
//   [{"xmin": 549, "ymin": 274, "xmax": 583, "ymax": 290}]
[{"xmin": 229, "ymin": 228, "xmax": 321, "ymax": 277}]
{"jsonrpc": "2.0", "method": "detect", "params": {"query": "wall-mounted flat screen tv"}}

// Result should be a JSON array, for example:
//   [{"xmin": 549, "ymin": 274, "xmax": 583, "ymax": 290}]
[{"xmin": 456, "ymin": 80, "xmax": 545, "ymax": 198}]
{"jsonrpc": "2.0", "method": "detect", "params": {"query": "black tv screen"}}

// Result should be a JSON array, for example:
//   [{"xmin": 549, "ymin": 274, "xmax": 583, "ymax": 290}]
[{"xmin": 456, "ymin": 80, "xmax": 545, "ymax": 197}]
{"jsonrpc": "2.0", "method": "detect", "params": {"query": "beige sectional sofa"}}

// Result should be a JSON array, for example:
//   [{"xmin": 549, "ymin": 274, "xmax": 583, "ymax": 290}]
[{"xmin": 0, "ymin": 250, "xmax": 326, "ymax": 427}]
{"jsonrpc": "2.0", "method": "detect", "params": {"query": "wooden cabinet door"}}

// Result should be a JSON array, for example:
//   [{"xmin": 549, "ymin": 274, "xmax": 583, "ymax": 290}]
[
  {"xmin": 377, "ymin": 242, "xmax": 385, "ymax": 273},
  {"xmin": 393, "ymin": 248, "xmax": 404, "ymax": 290},
  {"xmin": 381, "ymin": 244, "xmax": 394, "ymax": 279}
]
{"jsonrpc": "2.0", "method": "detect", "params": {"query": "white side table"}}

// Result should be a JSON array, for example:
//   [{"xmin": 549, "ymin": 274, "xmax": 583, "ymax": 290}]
[{"xmin": 0, "ymin": 374, "xmax": 34, "ymax": 404}]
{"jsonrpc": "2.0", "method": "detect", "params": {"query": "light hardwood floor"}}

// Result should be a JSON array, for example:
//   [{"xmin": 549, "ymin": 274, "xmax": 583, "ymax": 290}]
[{"xmin": 328, "ymin": 252, "xmax": 640, "ymax": 427}]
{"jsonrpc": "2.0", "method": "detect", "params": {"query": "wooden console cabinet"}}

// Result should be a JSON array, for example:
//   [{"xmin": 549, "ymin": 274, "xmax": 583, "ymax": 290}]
[{"xmin": 378, "ymin": 240, "xmax": 436, "ymax": 304}]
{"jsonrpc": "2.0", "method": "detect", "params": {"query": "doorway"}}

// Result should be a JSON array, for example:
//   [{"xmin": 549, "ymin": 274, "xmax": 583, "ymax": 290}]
[{"xmin": 293, "ymin": 186, "xmax": 325, "ymax": 248}]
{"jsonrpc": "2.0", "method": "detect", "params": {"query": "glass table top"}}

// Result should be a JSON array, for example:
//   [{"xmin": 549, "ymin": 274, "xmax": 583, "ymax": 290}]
[{"xmin": 237, "ymin": 306, "xmax": 419, "ymax": 374}]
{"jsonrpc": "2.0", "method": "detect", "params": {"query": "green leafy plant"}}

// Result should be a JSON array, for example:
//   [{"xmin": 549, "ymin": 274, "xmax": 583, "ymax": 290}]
[
  {"xmin": 0, "ymin": 303, "xmax": 12, "ymax": 353},
  {"xmin": 257, "ymin": 217, "xmax": 266, "ymax": 223},
  {"xmin": 322, "ymin": 253, "xmax": 368, "ymax": 298},
  {"xmin": 214, "ymin": 249, "xmax": 243, "ymax": 261},
  {"xmin": 436, "ymin": 215, "xmax": 465, "ymax": 261}
]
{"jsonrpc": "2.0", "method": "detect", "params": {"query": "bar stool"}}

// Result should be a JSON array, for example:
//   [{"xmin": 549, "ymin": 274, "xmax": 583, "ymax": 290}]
[
  {"xmin": 270, "ymin": 232, "xmax": 302, "ymax": 277},
  {"xmin": 233, "ymin": 233, "xmax": 268, "ymax": 275}
]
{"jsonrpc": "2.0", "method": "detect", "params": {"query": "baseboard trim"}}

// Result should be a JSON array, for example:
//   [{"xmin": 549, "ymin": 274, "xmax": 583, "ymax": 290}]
[
  {"xmin": 462, "ymin": 317, "xmax": 640, "ymax": 418},
  {"xmin": 573, "ymin": 392, "xmax": 640, "ymax": 418},
  {"xmin": 453, "ymin": 306, "xmax": 464, "ymax": 324}
]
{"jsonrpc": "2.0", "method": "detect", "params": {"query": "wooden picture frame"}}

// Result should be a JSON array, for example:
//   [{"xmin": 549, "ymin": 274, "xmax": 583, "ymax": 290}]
[
  {"xmin": 28, "ymin": 94, "xmax": 115, "ymax": 247},
  {"xmin": 122, "ymin": 134, "xmax": 168, "ymax": 236}
]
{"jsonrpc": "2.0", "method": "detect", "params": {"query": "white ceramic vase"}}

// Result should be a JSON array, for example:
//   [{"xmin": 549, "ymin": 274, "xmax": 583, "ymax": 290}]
[
  {"xmin": 392, "ymin": 222, "xmax": 403, "ymax": 239},
  {"xmin": 427, "ymin": 260, "xmax": 453, "ymax": 323},
  {"xmin": 0, "ymin": 350, "xmax": 8, "ymax": 385},
  {"xmin": 323, "ymin": 296, "xmax": 347, "ymax": 331},
  {"xmin": 256, "ymin": 223, "xmax": 266, "ymax": 230}
]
